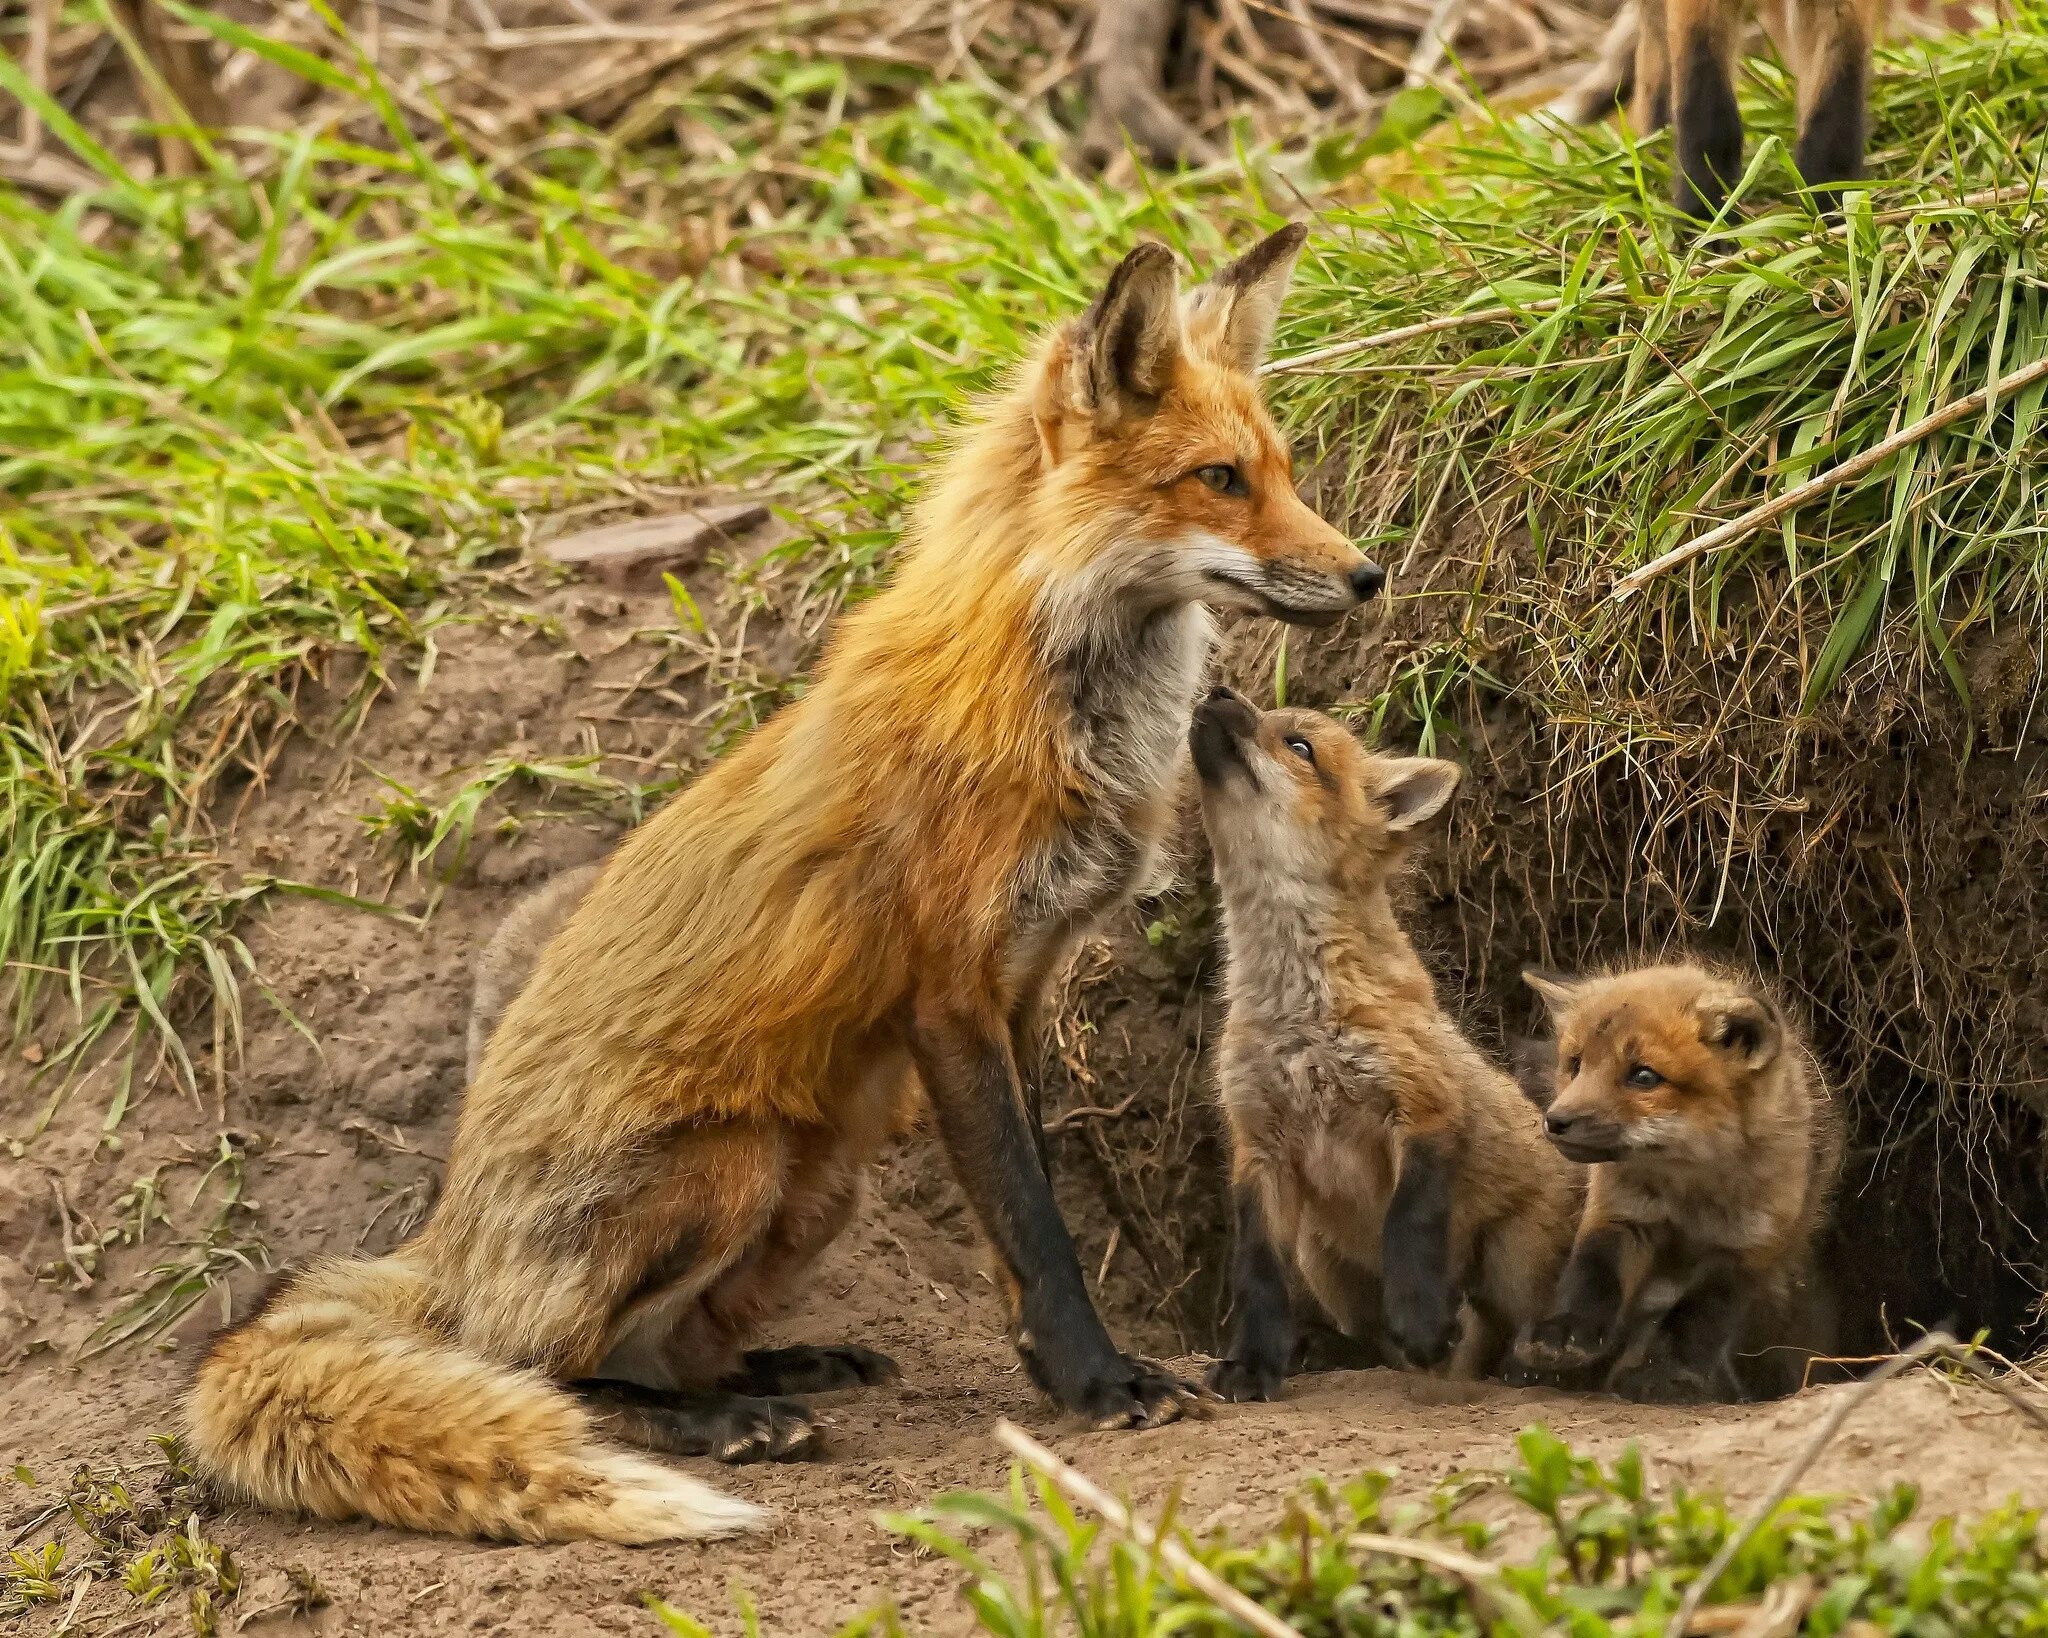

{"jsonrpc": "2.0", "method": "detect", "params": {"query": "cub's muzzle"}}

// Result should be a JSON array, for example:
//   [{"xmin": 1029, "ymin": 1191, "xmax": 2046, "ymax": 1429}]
[{"xmin": 1191, "ymin": 686, "xmax": 1260, "ymax": 786}]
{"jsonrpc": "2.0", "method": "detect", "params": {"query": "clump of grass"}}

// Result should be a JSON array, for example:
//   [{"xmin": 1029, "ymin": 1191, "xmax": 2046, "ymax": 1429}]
[
  {"xmin": 3, "ymin": 1436, "xmax": 239, "ymax": 1631},
  {"xmin": 361, "ymin": 752, "xmax": 648, "ymax": 889},
  {"xmin": 735, "ymin": 1427, "xmax": 2047, "ymax": 1637}
]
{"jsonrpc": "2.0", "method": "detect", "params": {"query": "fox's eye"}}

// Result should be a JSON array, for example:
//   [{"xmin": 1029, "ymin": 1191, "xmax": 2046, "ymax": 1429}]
[
  {"xmin": 1283, "ymin": 736, "xmax": 1315, "ymax": 764},
  {"xmin": 1625, "ymin": 1064, "xmax": 1662, "ymax": 1088},
  {"xmin": 1563, "ymin": 1055, "xmax": 1581, "ymax": 1078},
  {"xmin": 1195, "ymin": 463, "xmax": 1249, "ymax": 497}
]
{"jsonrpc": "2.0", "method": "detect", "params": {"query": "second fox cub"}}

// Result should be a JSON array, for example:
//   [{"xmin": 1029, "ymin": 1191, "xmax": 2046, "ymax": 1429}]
[
  {"xmin": 1639, "ymin": 0, "xmax": 1886, "ymax": 219},
  {"xmin": 1508, "ymin": 962, "xmax": 1844, "ymax": 1402},
  {"xmin": 1193, "ymin": 692, "xmax": 1582, "ymax": 1398}
]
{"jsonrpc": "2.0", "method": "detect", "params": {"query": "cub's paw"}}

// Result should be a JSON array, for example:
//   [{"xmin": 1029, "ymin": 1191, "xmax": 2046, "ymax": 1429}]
[
  {"xmin": 1206, "ymin": 1353, "xmax": 1286, "ymax": 1404},
  {"xmin": 1503, "ymin": 1313, "xmax": 1609, "ymax": 1388},
  {"xmin": 1382, "ymin": 1276, "xmax": 1461, "ymax": 1370},
  {"xmin": 1608, "ymin": 1354, "xmax": 1721, "ymax": 1405},
  {"xmin": 1072, "ymin": 1357, "xmax": 1213, "ymax": 1429}
]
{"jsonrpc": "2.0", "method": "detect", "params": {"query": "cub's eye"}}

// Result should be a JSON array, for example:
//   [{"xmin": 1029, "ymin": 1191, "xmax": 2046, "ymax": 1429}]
[
  {"xmin": 1283, "ymin": 736, "xmax": 1315, "ymax": 764},
  {"xmin": 1195, "ymin": 463, "xmax": 1249, "ymax": 497},
  {"xmin": 1563, "ymin": 1055, "xmax": 1581, "ymax": 1079},
  {"xmin": 1624, "ymin": 1064, "xmax": 1662, "ymax": 1088}
]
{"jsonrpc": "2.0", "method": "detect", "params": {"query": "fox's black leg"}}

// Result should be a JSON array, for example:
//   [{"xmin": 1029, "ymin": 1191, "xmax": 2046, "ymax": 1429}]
[
  {"xmin": 1381, "ymin": 1130, "xmax": 1462, "ymax": 1368},
  {"xmin": 1792, "ymin": 0, "xmax": 1876, "ymax": 216},
  {"xmin": 1669, "ymin": 0, "xmax": 1743, "ymax": 220},
  {"xmin": 725, "ymin": 1344, "xmax": 900, "ymax": 1396},
  {"xmin": 1610, "ymin": 1255, "xmax": 1750, "ymax": 1402},
  {"xmin": 573, "ymin": 1381, "xmax": 821, "ymax": 1463},
  {"xmin": 909, "ymin": 999, "xmax": 1206, "ymax": 1429},
  {"xmin": 1209, "ymin": 1178, "xmax": 1296, "ymax": 1402},
  {"xmin": 1504, "ymin": 1223, "xmax": 1628, "ymax": 1388}
]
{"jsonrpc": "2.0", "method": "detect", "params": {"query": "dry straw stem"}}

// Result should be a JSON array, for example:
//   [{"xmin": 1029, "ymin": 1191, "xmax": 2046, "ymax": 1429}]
[
  {"xmin": 1663, "ymin": 1332, "xmax": 2048, "ymax": 1638},
  {"xmin": 1612, "ymin": 350, "xmax": 2048, "ymax": 601},
  {"xmin": 1263, "ymin": 182, "xmax": 2043, "ymax": 377},
  {"xmin": 992, "ymin": 1420, "xmax": 1542, "ymax": 1636},
  {"xmin": 992, "ymin": 1420, "xmax": 1308, "ymax": 1638}
]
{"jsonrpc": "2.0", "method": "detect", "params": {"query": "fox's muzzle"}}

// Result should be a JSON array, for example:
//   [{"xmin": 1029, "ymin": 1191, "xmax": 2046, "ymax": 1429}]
[
  {"xmin": 1542, "ymin": 1106, "xmax": 1629, "ymax": 1164},
  {"xmin": 1191, "ymin": 686, "xmax": 1260, "ymax": 785}
]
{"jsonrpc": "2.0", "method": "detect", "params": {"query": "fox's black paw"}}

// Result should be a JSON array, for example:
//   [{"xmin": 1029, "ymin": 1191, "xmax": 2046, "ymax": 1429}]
[
  {"xmin": 1608, "ymin": 1355, "xmax": 1721, "ymax": 1405},
  {"xmin": 733, "ymin": 1343, "xmax": 901, "ymax": 1395},
  {"xmin": 706, "ymin": 1395, "xmax": 822, "ymax": 1463},
  {"xmin": 1382, "ymin": 1277, "xmax": 1461, "ymax": 1370},
  {"xmin": 1070, "ymin": 1357, "xmax": 1212, "ymax": 1429},
  {"xmin": 1206, "ymin": 1353, "xmax": 1286, "ymax": 1403},
  {"xmin": 1503, "ymin": 1312, "xmax": 1609, "ymax": 1388}
]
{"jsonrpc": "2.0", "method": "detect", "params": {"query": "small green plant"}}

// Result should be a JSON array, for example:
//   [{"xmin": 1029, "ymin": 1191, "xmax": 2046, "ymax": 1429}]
[{"xmin": 360, "ymin": 753, "xmax": 648, "ymax": 887}]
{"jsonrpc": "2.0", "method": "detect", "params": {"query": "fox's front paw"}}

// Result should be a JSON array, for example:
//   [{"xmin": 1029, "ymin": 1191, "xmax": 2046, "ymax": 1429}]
[
  {"xmin": 1608, "ymin": 1352, "xmax": 1721, "ymax": 1405},
  {"xmin": 1503, "ymin": 1311, "xmax": 1612, "ymax": 1388},
  {"xmin": 1382, "ymin": 1274, "xmax": 1461, "ymax": 1370},
  {"xmin": 1206, "ymin": 1351, "xmax": 1286, "ymax": 1403},
  {"xmin": 1070, "ymin": 1357, "xmax": 1212, "ymax": 1429}
]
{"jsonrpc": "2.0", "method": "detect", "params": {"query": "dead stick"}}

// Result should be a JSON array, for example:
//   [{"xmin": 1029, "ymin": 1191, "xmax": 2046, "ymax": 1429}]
[
  {"xmin": 1612, "ymin": 351, "xmax": 2048, "ymax": 601},
  {"xmin": 1666, "ymin": 1332, "xmax": 1955, "ymax": 1638},
  {"xmin": 1264, "ymin": 184, "xmax": 2043, "ymax": 377},
  {"xmin": 992, "ymin": 1421, "xmax": 1307, "ymax": 1638}
]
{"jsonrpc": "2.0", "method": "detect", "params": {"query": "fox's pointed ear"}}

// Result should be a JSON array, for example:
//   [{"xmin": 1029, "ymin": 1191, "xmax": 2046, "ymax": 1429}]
[
  {"xmin": 1053, "ymin": 241, "xmax": 1182, "ymax": 431},
  {"xmin": 1183, "ymin": 222, "xmax": 1308, "ymax": 372},
  {"xmin": 1376, "ymin": 757, "xmax": 1461, "ymax": 833},
  {"xmin": 1522, "ymin": 969, "xmax": 1582, "ymax": 1016},
  {"xmin": 1699, "ymin": 992, "xmax": 1781, "ymax": 1071}
]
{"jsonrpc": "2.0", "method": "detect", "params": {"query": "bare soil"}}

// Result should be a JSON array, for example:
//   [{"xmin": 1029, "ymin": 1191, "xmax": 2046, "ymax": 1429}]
[{"xmin": 6, "ymin": 562, "xmax": 2048, "ymax": 1638}]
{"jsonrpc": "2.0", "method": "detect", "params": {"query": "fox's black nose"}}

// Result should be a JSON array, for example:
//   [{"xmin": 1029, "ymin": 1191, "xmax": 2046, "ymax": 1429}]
[
  {"xmin": 1543, "ymin": 1110, "xmax": 1577, "ymax": 1140},
  {"xmin": 1206, "ymin": 684, "xmax": 1244, "ymax": 705},
  {"xmin": 1350, "ymin": 561, "xmax": 1387, "ymax": 602}
]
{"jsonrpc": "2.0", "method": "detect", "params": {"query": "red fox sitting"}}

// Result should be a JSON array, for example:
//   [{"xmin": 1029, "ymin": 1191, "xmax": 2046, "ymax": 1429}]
[
  {"xmin": 1191, "ymin": 693, "xmax": 1581, "ymax": 1398},
  {"xmin": 185, "ymin": 225, "xmax": 1387, "ymax": 1544},
  {"xmin": 1506, "ymin": 962, "xmax": 1843, "ymax": 1402}
]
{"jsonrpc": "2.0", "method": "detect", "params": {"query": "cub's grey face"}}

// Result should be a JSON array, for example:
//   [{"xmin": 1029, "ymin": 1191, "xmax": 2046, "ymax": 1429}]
[{"xmin": 1189, "ymin": 688, "xmax": 1461, "ymax": 891}]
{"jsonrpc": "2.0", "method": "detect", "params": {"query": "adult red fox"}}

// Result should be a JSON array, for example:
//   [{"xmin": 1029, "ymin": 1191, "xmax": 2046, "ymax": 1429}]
[
  {"xmin": 1505, "ymin": 962, "xmax": 1843, "ymax": 1401},
  {"xmin": 185, "ymin": 225, "xmax": 1386, "ymax": 1544}
]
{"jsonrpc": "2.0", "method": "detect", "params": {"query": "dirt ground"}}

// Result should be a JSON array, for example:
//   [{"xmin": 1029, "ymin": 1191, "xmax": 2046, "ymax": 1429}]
[{"xmin": 6, "ymin": 550, "xmax": 2048, "ymax": 1638}]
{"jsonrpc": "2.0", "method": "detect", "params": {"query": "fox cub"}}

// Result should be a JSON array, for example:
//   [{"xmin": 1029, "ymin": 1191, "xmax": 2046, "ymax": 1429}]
[
  {"xmin": 1507, "ymin": 962, "xmax": 1843, "ymax": 1402},
  {"xmin": 1192, "ymin": 691, "xmax": 1582, "ymax": 1398},
  {"xmin": 1640, "ymin": 0, "xmax": 1886, "ymax": 220}
]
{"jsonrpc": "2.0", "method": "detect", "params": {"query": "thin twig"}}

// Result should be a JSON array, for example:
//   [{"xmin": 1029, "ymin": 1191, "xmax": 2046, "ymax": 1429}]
[
  {"xmin": 1284, "ymin": 0, "xmax": 1374, "ymax": 111},
  {"xmin": 1612, "ymin": 351, "xmax": 2048, "ymax": 600},
  {"xmin": 993, "ymin": 1421, "xmax": 1308, "ymax": 1638},
  {"xmin": 1405, "ymin": 0, "xmax": 1471, "ymax": 83},
  {"xmin": 1666, "ymin": 1332, "xmax": 1955, "ymax": 1638}
]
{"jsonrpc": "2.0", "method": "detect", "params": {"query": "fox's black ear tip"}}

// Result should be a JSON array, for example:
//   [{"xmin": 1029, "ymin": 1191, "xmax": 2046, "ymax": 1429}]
[{"xmin": 1269, "ymin": 221, "xmax": 1309, "ymax": 252}]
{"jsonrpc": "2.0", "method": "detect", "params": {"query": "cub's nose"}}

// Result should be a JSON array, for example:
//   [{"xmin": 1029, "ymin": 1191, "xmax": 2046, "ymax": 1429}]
[
  {"xmin": 1206, "ymin": 684, "xmax": 1245, "ymax": 705},
  {"xmin": 1543, "ymin": 1110, "xmax": 1579, "ymax": 1141},
  {"xmin": 1349, "ymin": 560, "xmax": 1388, "ymax": 602}
]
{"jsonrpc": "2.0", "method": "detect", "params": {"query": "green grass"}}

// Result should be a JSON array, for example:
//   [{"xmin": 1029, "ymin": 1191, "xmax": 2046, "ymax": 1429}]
[
  {"xmin": 4, "ymin": 0, "xmax": 2040, "ymax": 1137},
  {"xmin": 643, "ymin": 1426, "xmax": 2048, "ymax": 1637}
]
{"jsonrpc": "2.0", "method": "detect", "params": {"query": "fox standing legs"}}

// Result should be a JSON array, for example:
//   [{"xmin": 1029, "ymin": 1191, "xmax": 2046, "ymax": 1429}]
[{"xmin": 1209, "ymin": 1178, "xmax": 1297, "ymax": 1402}]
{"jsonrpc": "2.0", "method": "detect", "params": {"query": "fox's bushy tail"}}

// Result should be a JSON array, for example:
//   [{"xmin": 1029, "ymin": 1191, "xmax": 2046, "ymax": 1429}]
[{"xmin": 184, "ymin": 1256, "xmax": 764, "ymax": 1545}]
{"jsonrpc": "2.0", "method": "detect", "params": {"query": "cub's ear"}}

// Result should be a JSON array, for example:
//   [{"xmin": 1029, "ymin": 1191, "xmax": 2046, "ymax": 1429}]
[
  {"xmin": 1183, "ymin": 222, "xmax": 1308, "ymax": 372},
  {"xmin": 1050, "ymin": 240, "xmax": 1183, "ymax": 431},
  {"xmin": 1698, "ymin": 992, "xmax": 1782, "ymax": 1071},
  {"xmin": 1521, "ymin": 968, "xmax": 1582, "ymax": 1015},
  {"xmin": 1376, "ymin": 757, "xmax": 1461, "ymax": 833}
]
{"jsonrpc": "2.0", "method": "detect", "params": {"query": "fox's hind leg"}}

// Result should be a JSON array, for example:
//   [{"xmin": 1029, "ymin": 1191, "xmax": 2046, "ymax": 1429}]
[
  {"xmin": 1667, "ymin": 0, "xmax": 1745, "ymax": 219},
  {"xmin": 1788, "ymin": 0, "xmax": 1882, "ymax": 214}
]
